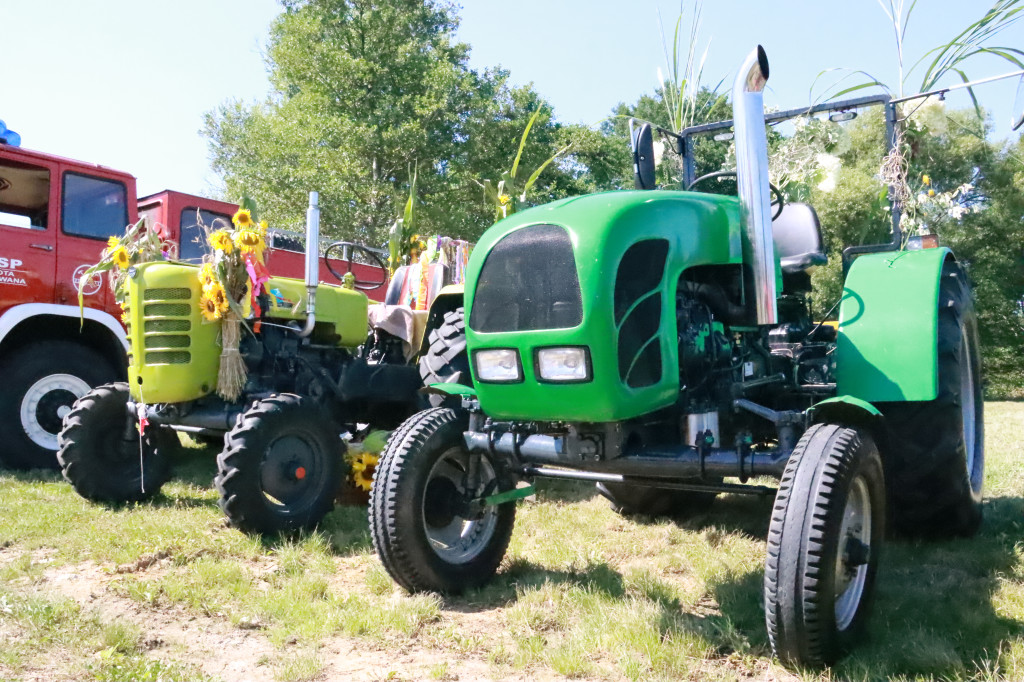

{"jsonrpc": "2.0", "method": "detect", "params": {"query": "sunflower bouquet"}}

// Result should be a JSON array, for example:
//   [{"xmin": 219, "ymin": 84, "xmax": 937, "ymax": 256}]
[
  {"xmin": 198, "ymin": 206, "xmax": 270, "ymax": 402},
  {"xmin": 76, "ymin": 215, "xmax": 177, "ymax": 320}
]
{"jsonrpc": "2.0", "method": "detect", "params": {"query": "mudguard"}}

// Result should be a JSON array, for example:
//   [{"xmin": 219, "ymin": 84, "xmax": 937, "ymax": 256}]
[{"xmin": 836, "ymin": 247, "xmax": 952, "ymax": 402}]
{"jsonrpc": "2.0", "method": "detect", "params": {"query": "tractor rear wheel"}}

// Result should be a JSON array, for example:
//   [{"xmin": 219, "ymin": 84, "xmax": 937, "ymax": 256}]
[
  {"xmin": 57, "ymin": 382, "xmax": 174, "ymax": 502},
  {"xmin": 765, "ymin": 423, "xmax": 885, "ymax": 667},
  {"xmin": 0, "ymin": 341, "xmax": 117, "ymax": 470},
  {"xmin": 215, "ymin": 395, "xmax": 345, "ymax": 535},
  {"xmin": 419, "ymin": 308, "xmax": 469, "ymax": 408},
  {"xmin": 883, "ymin": 261, "xmax": 984, "ymax": 538},
  {"xmin": 370, "ymin": 407, "xmax": 516, "ymax": 593},
  {"xmin": 596, "ymin": 481, "xmax": 718, "ymax": 518}
]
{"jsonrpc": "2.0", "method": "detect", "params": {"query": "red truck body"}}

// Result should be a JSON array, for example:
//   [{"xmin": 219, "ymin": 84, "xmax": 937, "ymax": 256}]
[{"xmin": 0, "ymin": 143, "xmax": 387, "ymax": 469}]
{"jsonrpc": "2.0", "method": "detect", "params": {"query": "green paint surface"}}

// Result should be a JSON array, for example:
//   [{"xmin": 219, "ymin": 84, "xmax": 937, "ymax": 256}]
[
  {"xmin": 836, "ymin": 248, "xmax": 950, "ymax": 402},
  {"xmin": 127, "ymin": 262, "xmax": 369, "ymax": 404},
  {"xmin": 465, "ymin": 190, "xmax": 752, "ymax": 421}
]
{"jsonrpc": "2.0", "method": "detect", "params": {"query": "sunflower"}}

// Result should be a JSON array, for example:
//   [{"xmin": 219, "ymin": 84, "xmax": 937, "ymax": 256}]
[
  {"xmin": 234, "ymin": 227, "xmax": 266, "ymax": 261},
  {"xmin": 198, "ymin": 262, "xmax": 216, "ymax": 287},
  {"xmin": 111, "ymin": 246, "xmax": 130, "ymax": 270},
  {"xmin": 200, "ymin": 294, "xmax": 221, "ymax": 321},
  {"xmin": 200, "ymin": 281, "xmax": 230, "ymax": 321},
  {"xmin": 349, "ymin": 452, "xmax": 379, "ymax": 492},
  {"xmin": 209, "ymin": 230, "xmax": 234, "ymax": 254},
  {"xmin": 209, "ymin": 281, "xmax": 230, "ymax": 310},
  {"xmin": 258, "ymin": 220, "xmax": 268, "ymax": 237},
  {"xmin": 232, "ymin": 208, "xmax": 254, "ymax": 229},
  {"xmin": 106, "ymin": 236, "xmax": 121, "ymax": 250}
]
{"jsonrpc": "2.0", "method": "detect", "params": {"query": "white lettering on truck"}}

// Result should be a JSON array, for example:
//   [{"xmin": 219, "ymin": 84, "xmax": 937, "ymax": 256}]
[{"xmin": 0, "ymin": 256, "xmax": 28, "ymax": 286}]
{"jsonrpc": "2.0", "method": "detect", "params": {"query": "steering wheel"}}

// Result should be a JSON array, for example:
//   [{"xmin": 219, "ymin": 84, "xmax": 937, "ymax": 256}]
[
  {"xmin": 686, "ymin": 171, "xmax": 785, "ymax": 220},
  {"xmin": 323, "ymin": 241, "xmax": 388, "ymax": 291}
]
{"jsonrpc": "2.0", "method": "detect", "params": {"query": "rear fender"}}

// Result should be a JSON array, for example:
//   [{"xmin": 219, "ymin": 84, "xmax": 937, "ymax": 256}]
[{"xmin": 836, "ymin": 248, "xmax": 951, "ymax": 402}]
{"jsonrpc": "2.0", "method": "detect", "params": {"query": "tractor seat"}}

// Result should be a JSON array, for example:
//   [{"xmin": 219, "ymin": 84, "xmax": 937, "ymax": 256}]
[
  {"xmin": 773, "ymin": 203, "xmax": 827, "ymax": 273},
  {"xmin": 384, "ymin": 262, "xmax": 448, "ymax": 309}
]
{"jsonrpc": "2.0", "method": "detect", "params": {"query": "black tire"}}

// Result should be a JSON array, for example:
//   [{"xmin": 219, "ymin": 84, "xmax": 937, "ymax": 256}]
[
  {"xmin": 765, "ymin": 423, "xmax": 886, "ymax": 667},
  {"xmin": 596, "ymin": 480, "xmax": 718, "ymax": 517},
  {"xmin": 418, "ymin": 308, "xmax": 469, "ymax": 408},
  {"xmin": 0, "ymin": 340, "xmax": 118, "ymax": 470},
  {"xmin": 215, "ymin": 394, "xmax": 344, "ymax": 534},
  {"xmin": 57, "ymin": 382, "xmax": 173, "ymax": 502},
  {"xmin": 369, "ymin": 407, "xmax": 516, "ymax": 593},
  {"xmin": 883, "ymin": 261, "xmax": 984, "ymax": 538}
]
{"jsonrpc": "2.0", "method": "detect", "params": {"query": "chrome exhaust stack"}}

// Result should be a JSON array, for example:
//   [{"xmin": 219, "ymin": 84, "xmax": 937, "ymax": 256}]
[
  {"xmin": 732, "ymin": 46, "xmax": 777, "ymax": 325},
  {"xmin": 299, "ymin": 191, "xmax": 320, "ymax": 337}
]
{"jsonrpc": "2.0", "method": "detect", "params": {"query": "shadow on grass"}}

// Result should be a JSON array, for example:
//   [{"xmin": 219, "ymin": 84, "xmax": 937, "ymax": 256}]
[
  {"xmin": 449, "ymin": 558, "xmax": 628, "ymax": 611},
  {"xmin": 712, "ymin": 495, "xmax": 1024, "ymax": 679}
]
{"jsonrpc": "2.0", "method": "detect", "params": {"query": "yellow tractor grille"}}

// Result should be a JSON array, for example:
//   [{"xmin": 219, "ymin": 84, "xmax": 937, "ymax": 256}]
[
  {"xmin": 144, "ymin": 303, "xmax": 190, "ymax": 317},
  {"xmin": 145, "ymin": 319, "xmax": 191, "ymax": 333},
  {"xmin": 145, "ymin": 351, "xmax": 191, "ymax": 365},
  {"xmin": 144, "ymin": 287, "xmax": 191, "ymax": 300},
  {"xmin": 142, "ymin": 289, "xmax": 193, "ymax": 366}
]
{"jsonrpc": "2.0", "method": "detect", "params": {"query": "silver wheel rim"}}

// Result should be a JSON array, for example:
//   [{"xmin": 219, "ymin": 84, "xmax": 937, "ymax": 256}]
[
  {"xmin": 20, "ymin": 374, "xmax": 92, "ymax": 451},
  {"xmin": 422, "ymin": 447, "xmax": 499, "ymax": 564},
  {"xmin": 960, "ymin": 327, "xmax": 980, "ymax": 490},
  {"xmin": 835, "ymin": 475, "xmax": 871, "ymax": 631}
]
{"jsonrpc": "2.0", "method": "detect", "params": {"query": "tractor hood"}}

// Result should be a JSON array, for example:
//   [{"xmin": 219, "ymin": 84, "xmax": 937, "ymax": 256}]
[{"xmin": 464, "ymin": 189, "xmax": 761, "ymax": 422}]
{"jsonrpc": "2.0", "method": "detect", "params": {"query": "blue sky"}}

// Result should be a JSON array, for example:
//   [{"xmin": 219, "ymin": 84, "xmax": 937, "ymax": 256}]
[{"xmin": 2, "ymin": 1, "xmax": 1021, "ymax": 198}]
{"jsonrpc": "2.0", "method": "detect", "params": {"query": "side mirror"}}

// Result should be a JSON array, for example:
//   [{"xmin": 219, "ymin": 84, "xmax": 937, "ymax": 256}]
[
  {"xmin": 630, "ymin": 119, "xmax": 656, "ymax": 190},
  {"xmin": 1013, "ymin": 74, "xmax": 1024, "ymax": 131}
]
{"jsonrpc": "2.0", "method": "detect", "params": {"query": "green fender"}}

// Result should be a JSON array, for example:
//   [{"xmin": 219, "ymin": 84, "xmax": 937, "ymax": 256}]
[
  {"xmin": 836, "ymin": 247, "xmax": 952, "ymax": 402},
  {"xmin": 809, "ymin": 396, "xmax": 885, "ymax": 446},
  {"xmin": 424, "ymin": 382, "xmax": 477, "ymax": 398}
]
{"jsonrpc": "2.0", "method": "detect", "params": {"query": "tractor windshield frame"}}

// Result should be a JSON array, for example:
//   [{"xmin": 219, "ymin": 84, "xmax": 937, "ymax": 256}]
[{"xmin": 675, "ymin": 94, "xmax": 900, "ymax": 270}]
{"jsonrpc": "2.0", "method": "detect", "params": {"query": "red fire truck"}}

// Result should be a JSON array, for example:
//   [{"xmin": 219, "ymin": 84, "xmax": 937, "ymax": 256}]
[{"xmin": 0, "ymin": 141, "xmax": 387, "ymax": 470}]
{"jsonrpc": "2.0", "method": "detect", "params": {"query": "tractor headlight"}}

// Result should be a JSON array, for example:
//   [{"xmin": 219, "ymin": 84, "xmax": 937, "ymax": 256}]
[
  {"xmin": 474, "ymin": 349, "xmax": 522, "ymax": 383},
  {"xmin": 536, "ymin": 347, "xmax": 590, "ymax": 382}
]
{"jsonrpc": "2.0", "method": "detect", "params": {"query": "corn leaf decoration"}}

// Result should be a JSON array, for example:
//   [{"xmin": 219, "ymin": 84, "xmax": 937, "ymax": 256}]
[
  {"xmin": 76, "ymin": 217, "xmax": 177, "ymax": 326},
  {"xmin": 476, "ymin": 107, "xmax": 571, "ymax": 222},
  {"xmin": 813, "ymin": 0, "xmax": 1024, "ymax": 106},
  {"xmin": 387, "ymin": 164, "xmax": 423, "ymax": 274}
]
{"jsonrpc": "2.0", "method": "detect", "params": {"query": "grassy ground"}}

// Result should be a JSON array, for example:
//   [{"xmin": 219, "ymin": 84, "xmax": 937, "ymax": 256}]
[{"xmin": 1, "ymin": 404, "xmax": 1023, "ymax": 681}]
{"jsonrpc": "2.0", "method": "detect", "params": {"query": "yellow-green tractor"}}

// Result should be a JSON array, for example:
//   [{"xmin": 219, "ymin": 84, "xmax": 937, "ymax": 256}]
[{"xmin": 57, "ymin": 193, "xmax": 466, "ymax": 534}]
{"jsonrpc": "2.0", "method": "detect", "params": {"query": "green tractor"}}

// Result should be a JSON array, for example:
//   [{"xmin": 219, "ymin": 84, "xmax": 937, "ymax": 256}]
[
  {"xmin": 57, "ymin": 192, "xmax": 467, "ymax": 534},
  {"xmin": 368, "ymin": 46, "xmax": 984, "ymax": 666}
]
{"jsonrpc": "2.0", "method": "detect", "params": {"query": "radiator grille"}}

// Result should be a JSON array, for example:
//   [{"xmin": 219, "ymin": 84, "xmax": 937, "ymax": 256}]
[
  {"xmin": 141, "ymin": 288, "xmax": 194, "ymax": 366},
  {"xmin": 145, "ymin": 351, "xmax": 190, "ymax": 365},
  {"xmin": 144, "ymin": 287, "xmax": 191, "ymax": 300}
]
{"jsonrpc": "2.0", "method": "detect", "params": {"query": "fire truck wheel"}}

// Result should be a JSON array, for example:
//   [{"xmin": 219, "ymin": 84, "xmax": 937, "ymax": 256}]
[
  {"xmin": 215, "ymin": 394, "xmax": 345, "ymax": 535},
  {"xmin": 57, "ymin": 382, "xmax": 173, "ymax": 503},
  {"xmin": 0, "ymin": 341, "xmax": 117, "ymax": 470}
]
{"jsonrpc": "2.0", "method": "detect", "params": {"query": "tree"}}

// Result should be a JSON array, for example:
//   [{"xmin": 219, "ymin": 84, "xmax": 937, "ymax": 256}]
[{"xmin": 204, "ymin": 0, "xmax": 590, "ymax": 246}]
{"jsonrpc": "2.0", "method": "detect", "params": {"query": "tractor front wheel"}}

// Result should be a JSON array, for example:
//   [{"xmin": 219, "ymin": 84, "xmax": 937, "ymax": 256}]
[
  {"xmin": 764, "ymin": 423, "xmax": 885, "ymax": 667},
  {"xmin": 57, "ymin": 382, "xmax": 174, "ymax": 502},
  {"xmin": 370, "ymin": 407, "xmax": 516, "ymax": 593},
  {"xmin": 215, "ymin": 394, "xmax": 344, "ymax": 535}
]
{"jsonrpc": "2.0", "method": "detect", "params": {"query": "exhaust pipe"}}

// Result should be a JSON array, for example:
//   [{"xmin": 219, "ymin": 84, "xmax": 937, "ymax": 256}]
[
  {"xmin": 299, "ymin": 191, "xmax": 320, "ymax": 337},
  {"xmin": 732, "ymin": 46, "xmax": 777, "ymax": 325}
]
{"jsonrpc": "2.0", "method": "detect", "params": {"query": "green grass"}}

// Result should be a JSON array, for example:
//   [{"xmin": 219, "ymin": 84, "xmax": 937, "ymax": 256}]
[{"xmin": 1, "ymin": 404, "xmax": 1024, "ymax": 680}]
